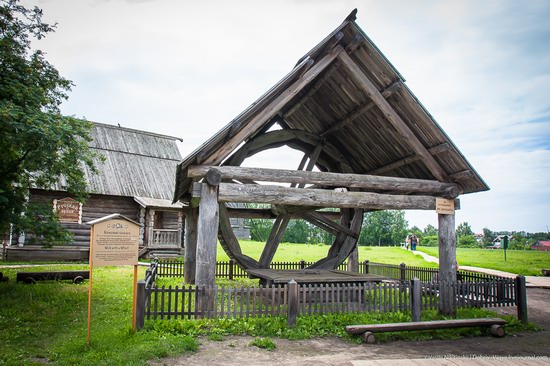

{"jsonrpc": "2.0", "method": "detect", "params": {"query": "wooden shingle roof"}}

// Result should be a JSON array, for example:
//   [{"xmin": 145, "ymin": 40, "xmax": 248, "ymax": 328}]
[
  {"xmin": 54, "ymin": 122, "xmax": 182, "ymax": 200},
  {"xmin": 175, "ymin": 10, "xmax": 488, "ymax": 202}
]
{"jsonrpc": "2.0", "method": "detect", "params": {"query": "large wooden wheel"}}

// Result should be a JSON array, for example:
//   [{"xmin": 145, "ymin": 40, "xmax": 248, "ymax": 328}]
[
  {"xmin": 217, "ymin": 128, "xmax": 364, "ymax": 270},
  {"xmin": 218, "ymin": 203, "xmax": 364, "ymax": 270}
]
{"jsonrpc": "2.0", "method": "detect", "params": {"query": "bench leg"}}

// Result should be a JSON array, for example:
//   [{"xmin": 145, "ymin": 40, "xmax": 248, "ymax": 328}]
[
  {"xmin": 489, "ymin": 324, "xmax": 505, "ymax": 338},
  {"xmin": 361, "ymin": 331, "xmax": 376, "ymax": 344}
]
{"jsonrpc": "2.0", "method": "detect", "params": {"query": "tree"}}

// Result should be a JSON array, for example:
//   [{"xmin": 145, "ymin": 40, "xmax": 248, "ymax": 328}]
[
  {"xmin": 456, "ymin": 222, "xmax": 474, "ymax": 237},
  {"xmin": 481, "ymin": 227, "xmax": 495, "ymax": 247},
  {"xmin": 358, "ymin": 210, "xmax": 408, "ymax": 246},
  {"xmin": 0, "ymin": 0, "xmax": 97, "ymax": 245},
  {"xmin": 423, "ymin": 224, "xmax": 437, "ymax": 236}
]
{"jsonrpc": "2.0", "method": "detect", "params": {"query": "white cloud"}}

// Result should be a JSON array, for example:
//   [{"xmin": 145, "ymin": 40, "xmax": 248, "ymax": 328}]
[{"xmin": 27, "ymin": 0, "xmax": 550, "ymax": 233}]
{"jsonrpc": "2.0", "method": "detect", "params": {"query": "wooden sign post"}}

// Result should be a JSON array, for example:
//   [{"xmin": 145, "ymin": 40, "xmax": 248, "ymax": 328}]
[{"xmin": 86, "ymin": 214, "xmax": 142, "ymax": 347}]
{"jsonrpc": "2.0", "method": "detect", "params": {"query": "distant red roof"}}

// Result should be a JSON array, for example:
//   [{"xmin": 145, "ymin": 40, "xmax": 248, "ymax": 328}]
[{"xmin": 536, "ymin": 241, "xmax": 550, "ymax": 247}]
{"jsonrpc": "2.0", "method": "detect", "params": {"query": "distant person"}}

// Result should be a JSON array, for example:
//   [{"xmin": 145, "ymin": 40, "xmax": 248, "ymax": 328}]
[
  {"xmin": 411, "ymin": 235, "xmax": 418, "ymax": 251},
  {"xmin": 406, "ymin": 234, "xmax": 412, "ymax": 250}
]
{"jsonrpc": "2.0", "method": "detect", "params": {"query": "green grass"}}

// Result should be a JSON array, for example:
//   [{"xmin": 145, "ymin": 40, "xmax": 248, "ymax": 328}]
[
  {"xmin": 0, "ymin": 264, "xmax": 197, "ymax": 365},
  {"xmin": 0, "ymin": 262, "xmax": 538, "ymax": 365},
  {"xmin": 417, "ymin": 247, "xmax": 550, "ymax": 276},
  {"xmin": 217, "ymin": 241, "xmax": 438, "ymax": 268}
]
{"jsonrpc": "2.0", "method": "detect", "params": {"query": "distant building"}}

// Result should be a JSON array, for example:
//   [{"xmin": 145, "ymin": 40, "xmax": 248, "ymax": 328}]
[
  {"xmin": 531, "ymin": 241, "xmax": 550, "ymax": 252},
  {"xmin": 5, "ymin": 122, "xmax": 250, "ymax": 261}
]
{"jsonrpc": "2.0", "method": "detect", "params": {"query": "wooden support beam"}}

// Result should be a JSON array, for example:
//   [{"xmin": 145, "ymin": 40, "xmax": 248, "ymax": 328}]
[
  {"xmin": 368, "ymin": 143, "xmax": 451, "ymax": 175},
  {"xmin": 320, "ymin": 80, "xmax": 402, "ymax": 138},
  {"xmin": 338, "ymin": 51, "xmax": 450, "ymax": 182},
  {"xmin": 299, "ymin": 211, "xmax": 358, "ymax": 238},
  {"xmin": 203, "ymin": 45, "xmax": 345, "ymax": 166},
  {"xmin": 225, "ymin": 207, "xmax": 341, "ymax": 220},
  {"xmin": 438, "ymin": 212, "xmax": 457, "ymax": 316},
  {"xmin": 216, "ymin": 183, "xmax": 460, "ymax": 211},
  {"xmin": 259, "ymin": 216, "xmax": 290, "ymax": 268},
  {"xmin": 184, "ymin": 206, "xmax": 198, "ymax": 284},
  {"xmin": 195, "ymin": 182, "xmax": 219, "ymax": 288},
  {"xmin": 188, "ymin": 165, "xmax": 460, "ymax": 198}
]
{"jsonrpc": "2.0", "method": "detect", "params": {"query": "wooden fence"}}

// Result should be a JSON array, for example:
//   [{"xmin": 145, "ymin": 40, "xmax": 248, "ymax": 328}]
[
  {"xmin": 135, "ymin": 260, "xmax": 524, "ymax": 329},
  {"xmin": 155, "ymin": 259, "xmax": 508, "ymax": 284}
]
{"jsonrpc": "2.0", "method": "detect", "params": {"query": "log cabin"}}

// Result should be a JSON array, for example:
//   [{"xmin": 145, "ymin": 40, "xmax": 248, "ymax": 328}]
[{"xmin": 6, "ymin": 122, "xmax": 186, "ymax": 261}]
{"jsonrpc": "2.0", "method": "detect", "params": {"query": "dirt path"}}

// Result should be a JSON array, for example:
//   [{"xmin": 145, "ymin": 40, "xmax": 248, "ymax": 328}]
[{"xmin": 149, "ymin": 288, "xmax": 550, "ymax": 366}]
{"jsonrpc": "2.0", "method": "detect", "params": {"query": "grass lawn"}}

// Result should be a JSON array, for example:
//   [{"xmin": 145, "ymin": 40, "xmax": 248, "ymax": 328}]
[
  {"xmin": 417, "ymin": 247, "xmax": 550, "ymax": 276},
  {"xmin": 0, "ymin": 263, "xmax": 532, "ymax": 365},
  {"xmin": 217, "ymin": 241, "xmax": 438, "ymax": 268}
]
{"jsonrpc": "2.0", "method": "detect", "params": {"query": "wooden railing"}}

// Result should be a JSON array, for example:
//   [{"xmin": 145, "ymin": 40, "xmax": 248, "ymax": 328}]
[{"xmin": 150, "ymin": 229, "xmax": 179, "ymax": 248}]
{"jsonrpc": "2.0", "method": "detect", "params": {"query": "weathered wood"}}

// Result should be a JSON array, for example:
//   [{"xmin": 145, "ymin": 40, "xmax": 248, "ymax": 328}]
[
  {"xmin": 338, "ymin": 51, "xmax": 450, "ymax": 183},
  {"xmin": 195, "ymin": 183, "xmax": 219, "ymax": 287},
  {"xmin": 16, "ymin": 270, "xmax": 89, "ymax": 284},
  {"xmin": 515, "ymin": 275, "xmax": 528, "ymax": 324},
  {"xmin": 223, "ymin": 129, "xmax": 352, "ymax": 173},
  {"xmin": 259, "ymin": 216, "xmax": 290, "ymax": 268},
  {"xmin": 320, "ymin": 81, "xmax": 401, "ymax": 138},
  {"xmin": 217, "ymin": 183, "xmax": 460, "ymax": 211},
  {"xmin": 217, "ymin": 204, "xmax": 259, "ymax": 270},
  {"xmin": 287, "ymin": 280, "xmax": 298, "ymax": 327},
  {"xmin": 410, "ymin": 277, "xmax": 422, "ymax": 322},
  {"xmin": 188, "ymin": 165, "xmax": 459, "ymax": 198},
  {"xmin": 205, "ymin": 168, "xmax": 222, "ymax": 186},
  {"xmin": 438, "ymin": 212, "xmax": 457, "ymax": 316},
  {"xmin": 345, "ymin": 318, "xmax": 506, "ymax": 335},
  {"xmin": 225, "ymin": 207, "xmax": 341, "ymax": 220},
  {"xmin": 203, "ymin": 45, "xmax": 345, "ymax": 166},
  {"xmin": 299, "ymin": 211, "xmax": 357, "ymax": 238},
  {"xmin": 184, "ymin": 206, "xmax": 198, "ymax": 284}
]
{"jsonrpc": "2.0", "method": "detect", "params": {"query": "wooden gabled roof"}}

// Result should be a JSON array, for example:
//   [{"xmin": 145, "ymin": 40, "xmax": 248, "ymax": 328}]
[
  {"xmin": 53, "ymin": 122, "xmax": 182, "ymax": 200},
  {"xmin": 175, "ymin": 9, "xmax": 488, "ymax": 202}
]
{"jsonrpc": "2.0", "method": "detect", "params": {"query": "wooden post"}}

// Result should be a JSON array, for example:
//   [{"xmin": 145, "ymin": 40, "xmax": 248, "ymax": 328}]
[
  {"xmin": 515, "ymin": 275, "xmax": 528, "ymax": 324},
  {"xmin": 287, "ymin": 279, "xmax": 298, "ymax": 327},
  {"xmin": 364, "ymin": 260, "xmax": 369, "ymax": 274},
  {"xmin": 184, "ymin": 206, "xmax": 199, "ymax": 284},
  {"xmin": 135, "ymin": 280, "xmax": 146, "ymax": 329},
  {"xmin": 438, "ymin": 213, "xmax": 457, "ymax": 316},
  {"xmin": 400, "ymin": 262, "xmax": 406, "ymax": 282},
  {"xmin": 132, "ymin": 265, "xmax": 138, "ymax": 332},
  {"xmin": 195, "ymin": 170, "xmax": 221, "ymax": 288},
  {"xmin": 347, "ymin": 246, "xmax": 359, "ymax": 272},
  {"xmin": 410, "ymin": 277, "xmax": 422, "ymax": 322},
  {"xmin": 86, "ymin": 225, "xmax": 94, "ymax": 347},
  {"xmin": 228, "ymin": 259, "xmax": 234, "ymax": 281}
]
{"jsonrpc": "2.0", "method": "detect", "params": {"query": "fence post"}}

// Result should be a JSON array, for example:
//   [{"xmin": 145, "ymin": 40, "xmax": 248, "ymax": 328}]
[
  {"xmin": 410, "ymin": 277, "xmax": 421, "ymax": 322},
  {"xmin": 135, "ymin": 280, "xmax": 146, "ymax": 329},
  {"xmin": 515, "ymin": 275, "xmax": 528, "ymax": 324},
  {"xmin": 364, "ymin": 260, "xmax": 369, "ymax": 274},
  {"xmin": 287, "ymin": 280, "xmax": 298, "ymax": 327},
  {"xmin": 299, "ymin": 260, "xmax": 305, "ymax": 269},
  {"xmin": 229, "ymin": 259, "xmax": 234, "ymax": 281},
  {"xmin": 400, "ymin": 263, "xmax": 406, "ymax": 282}
]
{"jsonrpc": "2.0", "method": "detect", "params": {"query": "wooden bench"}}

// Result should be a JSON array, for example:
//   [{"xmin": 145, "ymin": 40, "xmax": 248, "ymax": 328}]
[
  {"xmin": 16, "ymin": 270, "xmax": 89, "ymax": 284},
  {"xmin": 542, "ymin": 269, "xmax": 550, "ymax": 277},
  {"xmin": 345, "ymin": 318, "xmax": 506, "ymax": 343}
]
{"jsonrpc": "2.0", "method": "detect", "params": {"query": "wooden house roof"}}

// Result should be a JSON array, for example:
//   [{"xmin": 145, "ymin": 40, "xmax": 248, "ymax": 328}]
[
  {"xmin": 175, "ymin": 10, "xmax": 488, "ymax": 202},
  {"xmin": 54, "ymin": 122, "xmax": 182, "ymax": 200}
]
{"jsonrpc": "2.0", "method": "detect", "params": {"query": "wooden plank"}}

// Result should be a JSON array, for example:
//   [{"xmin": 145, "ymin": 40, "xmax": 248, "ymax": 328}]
[
  {"xmin": 345, "ymin": 318, "xmax": 506, "ymax": 335},
  {"xmin": 338, "ymin": 51, "xmax": 450, "ymax": 183},
  {"xmin": 203, "ymin": 45, "xmax": 345, "ymax": 166},
  {"xmin": 217, "ymin": 183, "xmax": 460, "ymax": 211},
  {"xmin": 188, "ymin": 165, "xmax": 459, "ymax": 198},
  {"xmin": 320, "ymin": 81, "xmax": 402, "ymax": 138}
]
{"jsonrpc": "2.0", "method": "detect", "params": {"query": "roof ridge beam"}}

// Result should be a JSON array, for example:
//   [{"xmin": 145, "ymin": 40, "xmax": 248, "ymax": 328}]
[{"xmin": 337, "ymin": 51, "xmax": 450, "ymax": 183}]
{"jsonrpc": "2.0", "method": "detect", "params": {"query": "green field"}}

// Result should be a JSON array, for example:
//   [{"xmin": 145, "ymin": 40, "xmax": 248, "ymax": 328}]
[
  {"xmin": 217, "ymin": 240, "xmax": 438, "ymax": 268},
  {"xmin": 417, "ymin": 247, "xmax": 550, "ymax": 276}
]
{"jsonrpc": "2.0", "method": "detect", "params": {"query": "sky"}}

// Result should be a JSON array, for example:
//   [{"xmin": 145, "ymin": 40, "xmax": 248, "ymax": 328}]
[{"xmin": 26, "ymin": 0, "xmax": 550, "ymax": 234}]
